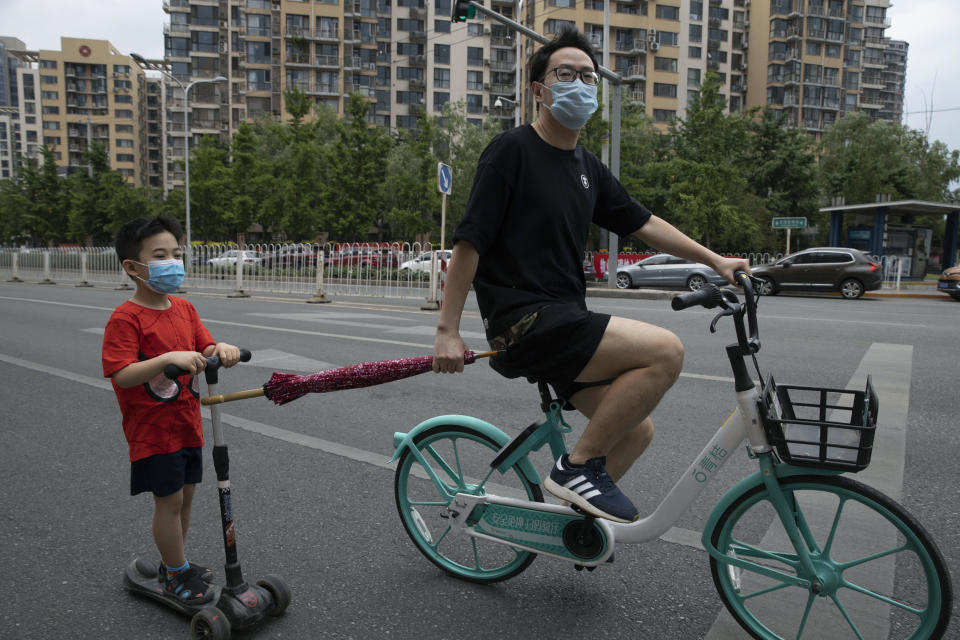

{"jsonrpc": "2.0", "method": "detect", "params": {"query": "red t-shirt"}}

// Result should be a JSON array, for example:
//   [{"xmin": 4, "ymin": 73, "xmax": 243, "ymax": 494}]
[{"xmin": 102, "ymin": 296, "xmax": 215, "ymax": 462}]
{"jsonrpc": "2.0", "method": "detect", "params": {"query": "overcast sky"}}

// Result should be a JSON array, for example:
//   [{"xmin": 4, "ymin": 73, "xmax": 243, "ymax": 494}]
[{"xmin": 5, "ymin": 0, "xmax": 960, "ymax": 155}]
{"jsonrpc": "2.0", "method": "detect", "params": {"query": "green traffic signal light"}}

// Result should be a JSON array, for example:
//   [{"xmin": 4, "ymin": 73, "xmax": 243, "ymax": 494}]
[{"xmin": 451, "ymin": 0, "xmax": 476, "ymax": 22}]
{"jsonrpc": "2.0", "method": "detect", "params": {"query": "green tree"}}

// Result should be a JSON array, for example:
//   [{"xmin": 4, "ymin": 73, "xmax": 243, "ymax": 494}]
[
  {"xmin": 316, "ymin": 94, "xmax": 391, "ymax": 240},
  {"xmin": 66, "ymin": 142, "xmax": 133, "ymax": 244},
  {"xmin": 187, "ymin": 136, "xmax": 233, "ymax": 241},
  {"xmin": 18, "ymin": 147, "xmax": 68, "ymax": 245}
]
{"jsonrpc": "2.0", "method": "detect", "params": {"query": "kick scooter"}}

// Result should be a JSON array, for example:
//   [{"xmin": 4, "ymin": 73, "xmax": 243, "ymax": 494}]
[{"xmin": 124, "ymin": 349, "xmax": 291, "ymax": 640}]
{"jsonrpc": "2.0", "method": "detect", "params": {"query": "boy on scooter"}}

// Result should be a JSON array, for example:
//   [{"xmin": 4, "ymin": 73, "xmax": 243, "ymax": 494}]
[{"xmin": 102, "ymin": 216, "xmax": 241, "ymax": 604}]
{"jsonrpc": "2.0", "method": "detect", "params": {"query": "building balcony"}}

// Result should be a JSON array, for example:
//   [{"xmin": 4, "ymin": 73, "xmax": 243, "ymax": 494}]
[
  {"xmin": 316, "ymin": 29, "xmax": 339, "ymax": 42},
  {"xmin": 162, "ymin": 0, "xmax": 190, "ymax": 13},
  {"xmin": 490, "ymin": 60, "xmax": 515, "ymax": 72},
  {"xmin": 163, "ymin": 23, "xmax": 190, "ymax": 36},
  {"xmin": 315, "ymin": 55, "xmax": 340, "ymax": 68},
  {"xmin": 624, "ymin": 64, "xmax": 644, "ymax": 80},
  {"xmin": 308, "ymin": 84, "xmax": 339, "ymax": 96},
  {"xmin": 489, "ymin": 83, "xmax": 515, "ymax": 95}
]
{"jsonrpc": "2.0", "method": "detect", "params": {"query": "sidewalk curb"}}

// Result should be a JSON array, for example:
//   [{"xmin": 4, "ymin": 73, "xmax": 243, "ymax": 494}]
[{"xmin": 584, "ymin": 285, "xmax": 951, "ymax": 301}]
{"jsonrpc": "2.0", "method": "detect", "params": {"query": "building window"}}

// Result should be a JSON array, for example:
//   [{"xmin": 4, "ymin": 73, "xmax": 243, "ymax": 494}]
[
  {"xmin": 117, "ymin": 154, "xmax": 135, "ymax": 162},
  {"xmin": 40, "ymin": 59, "xmax": 57, "ymax": 69},
  {"xmin": 43, "ymin": 136, "xmax": 61, "ymax": 145},
  {"xmin": 42, "ymin": 106, "xmax": 60, "ymax": 115},
  {"xmin": 43, "ymin": 121, "xmax": 60, "ymax": 130},
  {"xmin": 434, "ymin": 91, "xmax": 450, "ymax": 111},
  {"xmin": 434, "ymin": 19, "xmax": 450, "ymax": 33},
  {"xmin": 653, "ymin": 82, "xmax": 677, "ymax": 98},
  {"xmin": 690, "ymin": 0, "xmax": 703, "ymax": 20},
  {"xmin": 468, "ymin": 23, "xmax": 484, "ymax": 36},
  {"xmin": 654, "ymin": 57, "xmax": 678, "ymax": 73},
  {"xmin": 687, "ymin": 68, "xmax": 701, "ymax": 87},
  {"xmin": 435, "ymin": 0, "xmax": 450, "ymax": 14},
  {"xmin": 689, "ymin": 24, "xmax": 702, "ymax": 43},
  {"xmin": 688, "ymin": 46, "xmax": 702, "ymax": 58},
  {"xmin": 396, "ymin": 90, "xmax": 423, "ymax": 104},
  {"xmin": 467, "ymin": 47, "xmax": 484, "ymax": 66},
  {"xmin": 658, "ymin": 31, "xmax": 679, "ymax": 46},
  {"xmin": 115, "ymin": 109, "xmax": 133, "ymax": 118},
  {"xmin": 545, "ymin": 19, "xmax": 576, "ymax": 34},
  {"xmin": 247, "ymin": 41, "xmax": 271, "ymax": 64},
  {"xmin": 435, "ymin": 44, "xmax": 450, "ymax": 64},
  {"xmin": 656, "ymin": 5, "xmax": 680, "ymax": 20},
  {"xmin": 192, "ymin": 30, "xmax": 219, "ymax": 53},
  {"xmin": 114, "ymin": 94, "xmax": 132, "ymax": 103},
  {"xmin": 434, "ymin": 68, "xmax": 450, "ymax": 88},
  {"xmin": 466, "ymin": 94, "xmax": 482, "ymax": 114},
  {"xmin": 116, "ymin": 139, "xmax": 134, "ymax": 148},
  {"xmin": 466, "ymin": 70, "xmax": 483, "ymax": 90},
  {"xmin": 653, "ymin": 109, "xmax": 675, "ymax": 122},
  {"xmin": 116, "ymin": 124, "xmax": 134, "ymax": 133}
]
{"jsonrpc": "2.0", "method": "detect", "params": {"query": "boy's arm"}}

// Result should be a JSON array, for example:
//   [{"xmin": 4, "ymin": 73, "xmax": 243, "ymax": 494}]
[
  {"xmin": 433, "ymin": 241, "xmax": 479, "ymax": 374},
  {"xmin": 112, "ymin": 351, "xmax": 208, "ymax": 389},
  {"xmin": 634, "ymin": 215, "xmax": 750, "ymax": 283}
]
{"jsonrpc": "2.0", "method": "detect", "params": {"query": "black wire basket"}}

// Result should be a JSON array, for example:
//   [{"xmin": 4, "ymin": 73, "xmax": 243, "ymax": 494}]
[{"xmin": 758, "ymin": 375, "xmax": 879, "ymax": 472}]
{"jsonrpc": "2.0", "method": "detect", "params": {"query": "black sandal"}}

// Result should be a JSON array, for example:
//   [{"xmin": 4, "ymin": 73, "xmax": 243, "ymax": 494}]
[
  {"xmin": 159, "ymin": 561, "xmax": 214, "ymax": 583},
  {"xmin": 164, "ymin": 566, "xmax": 214, "ymax": 603}
]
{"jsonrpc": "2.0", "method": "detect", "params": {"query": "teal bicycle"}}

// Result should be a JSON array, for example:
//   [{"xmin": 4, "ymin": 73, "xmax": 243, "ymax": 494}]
[{"xmin": 390, "ymin": 274, "xmax": 952, "ymax": 639}]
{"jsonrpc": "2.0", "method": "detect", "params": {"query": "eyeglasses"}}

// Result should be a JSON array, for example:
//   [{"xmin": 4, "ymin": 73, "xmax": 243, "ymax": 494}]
[{"xmin": 542, "ymin": 66, "xmax": 600, "ymax": 86}]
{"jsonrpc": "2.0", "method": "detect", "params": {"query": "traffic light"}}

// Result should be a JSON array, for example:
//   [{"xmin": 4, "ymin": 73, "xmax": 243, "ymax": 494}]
[{"xmin": 451, "ymin": 0, "xmax": 476, "ymax": 22}]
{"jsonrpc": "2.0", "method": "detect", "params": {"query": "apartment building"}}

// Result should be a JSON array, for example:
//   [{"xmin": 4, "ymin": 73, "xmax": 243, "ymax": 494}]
[
  {"xmin": 743, "ymin": 0, "xmax": 902, "ymax": 133},
  {"xmin": 879, "ymin": 38, "xmax": 906, "ymax": 123},
  {"xmin": 8, "ymin": 38, "xmax": 149, "ymax": 184},
  {"xmin": 1, "ymin": 37, "xmax": 27, "ymax": 179}
]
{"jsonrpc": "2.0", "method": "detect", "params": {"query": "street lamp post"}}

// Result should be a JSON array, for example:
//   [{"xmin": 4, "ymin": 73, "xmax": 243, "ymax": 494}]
[{"xmin": 130, "ymin": 53, "xmax": 226, "ymax": 263}]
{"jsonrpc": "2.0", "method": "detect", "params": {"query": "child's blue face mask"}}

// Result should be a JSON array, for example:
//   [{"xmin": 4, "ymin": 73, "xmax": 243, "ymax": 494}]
[{"xmin": 133, "ymin": 258, "xmax": 185, "ymax": 294}]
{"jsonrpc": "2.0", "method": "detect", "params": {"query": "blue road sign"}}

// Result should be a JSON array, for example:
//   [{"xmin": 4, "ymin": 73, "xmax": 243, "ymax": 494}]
[{"xmin": 437, "ymin": 162, "xmax": 452, "ymax": 195}]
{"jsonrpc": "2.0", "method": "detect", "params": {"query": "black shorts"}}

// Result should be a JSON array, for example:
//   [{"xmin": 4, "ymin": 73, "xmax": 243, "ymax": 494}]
[
  {"xmin": 130, "ymin": 447, "xmax": 203, "ymax": 497},
  {"xmin": 487, "ymin": 302, "xmax": 611, "ymax": 403}
]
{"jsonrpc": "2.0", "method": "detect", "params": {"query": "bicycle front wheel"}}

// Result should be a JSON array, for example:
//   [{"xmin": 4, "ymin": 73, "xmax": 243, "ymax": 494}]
[
  {"xmin": 394, "ymin": 425, "xmax": 543, "ymax": 584},
  {"xmin": 710, "ymin": 475, "xmax": 952, "ymax": 640}
]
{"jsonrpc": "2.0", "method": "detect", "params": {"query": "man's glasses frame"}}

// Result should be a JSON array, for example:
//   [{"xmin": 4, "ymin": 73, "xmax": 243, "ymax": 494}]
[{"xmin": 541, "ymin": 66, "xmax": 600, "ymax": 86}]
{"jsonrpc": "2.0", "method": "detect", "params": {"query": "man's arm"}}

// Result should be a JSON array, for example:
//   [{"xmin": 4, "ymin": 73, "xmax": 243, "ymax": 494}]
[
  {"xmin": 433, "ymin": 241, "xmax": 480, "ymax": 373},
  {"xmin": 634, "ymin": 215, "xmax": 750, "ymax": 283}
]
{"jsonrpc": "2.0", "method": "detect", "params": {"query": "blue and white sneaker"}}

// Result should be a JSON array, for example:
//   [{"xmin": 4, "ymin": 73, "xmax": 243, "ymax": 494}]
[{"xmin": 544, "ymin": 455, "xmax": 639, "ymax": 523}]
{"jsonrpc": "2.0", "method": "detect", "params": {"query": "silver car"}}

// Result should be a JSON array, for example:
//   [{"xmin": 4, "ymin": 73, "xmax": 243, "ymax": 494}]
[{"xmin": 615, "ymin": 254, "xmax": 725, "ymax": 291}]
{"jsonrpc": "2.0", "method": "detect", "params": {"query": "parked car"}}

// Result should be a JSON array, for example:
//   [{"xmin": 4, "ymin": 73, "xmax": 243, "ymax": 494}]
[
  {"xmin": 615, "ymin": 254, "xmax": 725, "ymax": 291},
  {"xmin": 399, "ymin": 250, "xmax": 452, "ymax": 274},
  {"xmin": 207, "ymin": 250, "xmax": 261, "ymax": 269},
  {"xmin": 936, "ymin": 265, "xmax": 960, "ymax": 301},
  {"xmin": 262, "ymin": 244, "xmax": 317, "ymax": 270},
  {"xmin": 751, "ymin": 247, "xmax": 881, "ymax": 300}
]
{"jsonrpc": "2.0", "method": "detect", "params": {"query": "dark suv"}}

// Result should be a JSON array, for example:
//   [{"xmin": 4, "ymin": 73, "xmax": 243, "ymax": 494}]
[{"xmin": 751, "ymin": 247, "xmax": 881, "ymax": 299}]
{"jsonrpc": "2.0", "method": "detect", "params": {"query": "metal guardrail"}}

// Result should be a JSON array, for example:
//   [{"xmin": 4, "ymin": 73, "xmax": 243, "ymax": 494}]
[{"xmin": 0, "ymin": 242, "xmax": 445, "ymax": 301}]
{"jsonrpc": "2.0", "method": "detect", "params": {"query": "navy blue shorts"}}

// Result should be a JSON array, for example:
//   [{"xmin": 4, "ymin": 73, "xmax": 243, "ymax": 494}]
[{"xmin": 130, "ymin": 447, "xmax": 203, "ymax": 497}]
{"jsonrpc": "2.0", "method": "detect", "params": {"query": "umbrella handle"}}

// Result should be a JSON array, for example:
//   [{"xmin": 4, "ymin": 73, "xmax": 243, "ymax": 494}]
[
  {"xmin": 201, "ymin": 387, "xmax": 266, "ymax": 405},
  {"xmin": 473, "ymin": 350, "xmax": 500, "ymax": 359}
]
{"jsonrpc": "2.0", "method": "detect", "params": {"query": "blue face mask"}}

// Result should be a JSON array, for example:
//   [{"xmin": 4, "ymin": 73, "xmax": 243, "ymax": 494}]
[
  {"xmin": 134, "ymin": 258, "xmax": 185, "ymax": 294},
  {"xmin": 545, "ymin": 80, "xmax": 599, "ymax": 130}
]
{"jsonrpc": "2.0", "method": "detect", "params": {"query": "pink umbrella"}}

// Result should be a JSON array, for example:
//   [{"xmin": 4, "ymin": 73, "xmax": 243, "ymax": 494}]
[{"xmin": 201, "ymin": 350, "xmax": 495, "ymax": 406}]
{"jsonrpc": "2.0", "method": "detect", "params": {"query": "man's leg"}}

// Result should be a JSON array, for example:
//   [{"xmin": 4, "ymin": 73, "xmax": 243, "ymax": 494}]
[
  {"xmin": 569, "ymin": 316, "xmax": 683, "ymax": 467},
  {"xmin": 569, "ymin": 379, "xmax": 654, "ymax": 481}
]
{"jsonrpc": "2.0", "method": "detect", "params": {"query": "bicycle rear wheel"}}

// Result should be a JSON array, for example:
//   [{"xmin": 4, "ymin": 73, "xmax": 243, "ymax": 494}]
[
  {"xmin": 709, "ymin": 475, "xmax": 952, "ymax": 639},
  {"xmin": 394, "ymin": 425, "xmax": 543, "ymax": 584}
]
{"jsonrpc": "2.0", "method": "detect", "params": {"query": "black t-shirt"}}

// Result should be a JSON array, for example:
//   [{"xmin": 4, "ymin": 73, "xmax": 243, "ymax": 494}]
[{"xmin": 454, "ymin": 125, "xmax": 652, "ymax": 336}]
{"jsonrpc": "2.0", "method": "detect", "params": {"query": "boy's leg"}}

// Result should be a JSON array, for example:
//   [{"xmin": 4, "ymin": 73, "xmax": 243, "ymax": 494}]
[
  {"xmin": 569, "ymin": 316, "xmax": 683, "ymax": 466},
  {"xmin": 180, "ymin": 483, "xmax": 196, "ymax": 541},
  {"xmin": 153, "ymin": 489, "xmax": 186, "ymax": 568}
]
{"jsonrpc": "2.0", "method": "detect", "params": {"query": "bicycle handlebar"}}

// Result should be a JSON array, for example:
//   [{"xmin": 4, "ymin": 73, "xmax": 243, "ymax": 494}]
[
  {"xmin": 671, "ymin": 271, "xmax": 760, "ymax": 354},
  {"xmin": 163, "ymin": 348, "xmax": 252, "ymax": 380}
]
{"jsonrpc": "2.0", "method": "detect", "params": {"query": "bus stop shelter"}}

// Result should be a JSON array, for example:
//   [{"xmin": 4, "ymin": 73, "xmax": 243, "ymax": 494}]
[{"xmin": 820, "ymin": 199, "xmax": 959, "ymax": 271}]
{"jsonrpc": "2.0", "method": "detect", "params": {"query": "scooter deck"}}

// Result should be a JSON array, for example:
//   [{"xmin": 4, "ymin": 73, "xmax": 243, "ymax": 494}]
[{"xmin": 123, "ymin": 557, "xmax": 223, "ymax": 617}]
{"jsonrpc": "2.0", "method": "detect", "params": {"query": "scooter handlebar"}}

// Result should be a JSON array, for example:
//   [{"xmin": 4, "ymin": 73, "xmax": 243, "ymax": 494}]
[{"xmin": 163, "ymin": 348, "xmax": 252, "ymax": 380}]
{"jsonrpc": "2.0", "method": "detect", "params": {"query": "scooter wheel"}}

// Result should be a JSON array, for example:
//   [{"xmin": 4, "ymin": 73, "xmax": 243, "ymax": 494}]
[
  {"xmin": 190, "ymin": 606, "xmax": 231, "ymax": 640},
  {"xmin": 256, "ymin": 574, "xmax": 292, "ymax": 616}
]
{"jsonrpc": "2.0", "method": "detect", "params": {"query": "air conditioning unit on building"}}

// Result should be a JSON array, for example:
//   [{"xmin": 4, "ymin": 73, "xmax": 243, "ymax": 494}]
[
  {"xmin": 484, "ymin": 28, "xmax": 491, "ymax": 35},
  {"xmin": 649, "ymin": 42, "xmax": 660, "ymax": 51},
  {"xmin": 484, "ymin": 58, "xmax": 490, "ymax": 65},
  {"xmin": 483, "ymin": 82, "xmax": 491, "ymax": 89},
  {"xmin": 648, "ymin": 28, "xmax": 657, "ymax": 41}
]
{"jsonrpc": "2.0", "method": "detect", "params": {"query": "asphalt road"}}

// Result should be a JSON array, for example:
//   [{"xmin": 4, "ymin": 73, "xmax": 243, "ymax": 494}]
[{"xmin": 0, "ymin": 282, "xmax": 956, "ymax": 640}]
